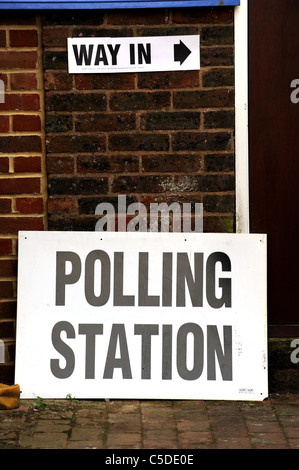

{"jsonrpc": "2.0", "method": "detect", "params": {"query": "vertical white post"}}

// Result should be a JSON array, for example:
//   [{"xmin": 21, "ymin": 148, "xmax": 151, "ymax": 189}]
[
  {"xmin": 234, "ymin": 0, "xmax": 250, "ymax": 233},
  {"xmin": 0, "ymin": 340, "xmax": 5, "ymax": 363}
]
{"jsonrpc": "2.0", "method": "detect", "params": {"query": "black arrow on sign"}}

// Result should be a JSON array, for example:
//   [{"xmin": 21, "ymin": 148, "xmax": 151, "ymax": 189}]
[{"xmin": 174, "ymin": 40, "xmax": 192, "ymax": 65}]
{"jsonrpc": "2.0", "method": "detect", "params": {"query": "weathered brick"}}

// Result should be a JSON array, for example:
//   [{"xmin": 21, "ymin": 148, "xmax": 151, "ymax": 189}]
[
  {"xmin": 141, "ymin": 154, "xmax": 201, "ymax": 173},
  {"xmin": 48, "ymin": 215, "xmax": 98, "ymax": 231},
  {"xmin": 16, "ymin": 197, "xmax": 44, "ymax": 214},
  {"xmin": 46, "ymin": 114, "xmax": 73, "ymax": 133},
  {"xmin": 46, "ymin": 92, "xmax": 106, "ymax": 112},
  {"xmin": 204, "ymin": 110, "xmax": 234, "ymax": 129},
  {"xmin": 78, "ymin": 195, "xmax": 137, "ymax": 215},
  {"xmin": 138, "ymin": 71, "xmax": 199, "ymax": 90},
  {"xmin": 9, "ymin": 29, "xmax": 38, "ymax": 47},
  {"xmin": 202, "ymin": 68, "xmax": 234, "ymax": 88},
  {"xmin": 173, "ymin": 89, "xmax": 234, "ymax": 109},
  {"xmin": 13, "ymin": 115, "xmax": 41, "ymax": 132},
  {"xmin": 75, "ymin": 73, "xmax": 135, "ymax": 91},
  {"xmin": 46, "ymin": 156, "xmax": 75, "ymax": 174},
  {"xmin": 203, "ymin": 194, "xmax": 235, "ymax": 213},
  {"xmin": 48, "ymin": 176, "xmax": 108, "ymax": 195},
  {"xmin": 110, "ymin": 92, "xmax": 171, "ymax": 111},
  {"xmin": 43, "ymin": 50, "xmax": 68, "ymax": 70},
  {"xmin": 200, "ymin": 47, "xmax": 234, "ymax": 67},
  {"xmin": 48, "ymin": 196, "xmax": 77, "ymax": 214},
  {"xmin": 112, "ymin": 175, "xmax": 173, "ymax": 194},
  {"xmin": 201, "ymin": 26, "xmax": 234, "ymax": 46},
  {"xmin": 109, "ymin": 133, "xmax": 169, "ymax": 152},
  {"xmin": 0, "ymin": 157, "xmax": 9, "ymax": 173},
  {"xmin": 204, "ymin": 153, "xmax": 234, "ymax": 172},
  {"xmin": 44, "ymin": 72, "xmax": 73, "ymax": 91},
  {"xmin": 0, "ymin": 318, "xmax": 15, "ymax": 334},
  {"xmin": 0, "ymin": 136, "xmax": 41, "ymax": 153},
  {"xmin": 77, "ymin": 155, "xmax": 139, "ymax": 173},
  {"xmin": 172, "ymin": 132, "xmax": 232, "ymax": 151},
  {"xmin": 46, "ymin": 135, "xmax": 106, "ymax": 154},
  {"xmin": 42, "ymin": 27, "xmax": 70, "ymax": 47},
  {"xmin": 140, "ymin": 111, "xmax": 201, "ymax": 130},
  {"xmin": 74, "ymin": 113, "xmax": 136, "ymax": 133},
  {"xmin": 107, "ymin": 9, "xmax": 167, "ymax": 25}
]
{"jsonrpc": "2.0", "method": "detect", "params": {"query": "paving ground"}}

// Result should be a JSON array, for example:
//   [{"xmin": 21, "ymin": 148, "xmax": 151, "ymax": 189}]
[{"xmin": 0, "ymin": 393, "xmax": 299, "ymax": 450}]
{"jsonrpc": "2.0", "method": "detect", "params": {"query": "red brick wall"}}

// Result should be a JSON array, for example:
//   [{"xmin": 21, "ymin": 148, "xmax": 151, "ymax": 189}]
[
  {"xmin": 42, "ymin": 8, "xmax": 235, "ymax": 232},
  {"xmin": 0, "ymin": 13, "xmax": 47, "ymax": 383}
]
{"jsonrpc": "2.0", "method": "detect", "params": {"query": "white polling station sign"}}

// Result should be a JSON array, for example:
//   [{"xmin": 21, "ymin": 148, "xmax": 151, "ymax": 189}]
[
  {"xmin": 67, "ymin": 35, "xmax": 200, "ymax": 73},
  {"xmin": 15, "ymin": 231, "xmax": 268, "ymax": 401}
]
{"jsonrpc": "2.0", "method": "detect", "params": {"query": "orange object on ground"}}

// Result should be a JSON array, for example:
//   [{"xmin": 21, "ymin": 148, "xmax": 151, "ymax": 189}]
[{"xmin": 0, "ymin": 383, "xmax": 20, "ymax": 410}]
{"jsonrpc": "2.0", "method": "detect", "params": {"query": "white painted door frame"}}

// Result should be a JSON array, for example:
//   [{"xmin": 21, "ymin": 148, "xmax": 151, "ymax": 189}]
[{"xmin": 234, "ymin": 0, "xmax": 249, "ymax": 233}]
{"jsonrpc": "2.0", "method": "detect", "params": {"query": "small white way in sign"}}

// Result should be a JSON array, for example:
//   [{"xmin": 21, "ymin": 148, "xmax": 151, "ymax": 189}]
[{"xmin": 68, "ymin": 36, "xmax": 200, "ymax": 73}]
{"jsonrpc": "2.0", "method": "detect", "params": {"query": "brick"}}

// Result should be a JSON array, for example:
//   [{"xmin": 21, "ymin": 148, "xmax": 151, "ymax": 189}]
[
  {"xmin": 9, "ymin": 29, "xmax": 38, "ymax": 47},
  {"xmin": 0, "ymin": 116, "xmax": 9, "ymax": 133},
  {"xmin": 48, "ymin": 215, "xmax": 98, "ymax": 231},
  {"xmin": 109, "ymin": 133, "xmax": 169, "ymax": 152},
  {"xmin": 0, "ymin": 259, "xmax": 16, "ymax": 277},
  {"xmin": 10, "ymin": 73, "xmax": 38, "ymax": 90},
  {"xmin": 140, "ymin": 111, "xmax": 201, "ymax": 130},
  {"xmin": 204, "ymin": 153, "xmax": 234, "ymax": 172},
  {"xmin": 138, "ymin": 71, "xmax": 199, "ymax": 90},
  {"xmin": 0, "ymin": 198, "xmax": 12, "ymax": 213},
  {"xmin": 43, "ymin": 51, "xmax": 68, "ymax": 70},
  {"xmin": 200, "ymin": 47, "xmax": 234, "ymax": 67},
  {"xmin": 0, "ymin": 239, "xmax": 12, "ymax": 255},
  {"xmin": 204, "ymin": 110, "xmax": 234, "ymax": 129},
  {"xmin": 75, "ymin": 73, "xmax": 135, "ymax": 91},
  {"xmin": 48, "ymin": 196, "xmax": 77, "ymax": 214},
  {"xmin": 0, "ymin": 319, "xmax": 15, "ymax": 335},
  {"xmin": 16, "ymin": 197, "xmax": 44, "ymax": 213},
  {"xmin": 0, "ymin": 93, "xmax": 40, "ymax": 111},
  {"xmin": 0, "ymin": 30, "xmax": 6, "ymax": 47},
  {"xmin": 201, "ymin": 26, "xmax": 234, "ymax": 46},
  {"xmin": 14, "ymin": 156, "xmax": 41, "ymax": 173},
  {"xmin": 77, "ymin": 155, "xmax": 139, "ymax": 173},
  {"xmin": 46, "ymin": 156, "xmax": 75, "ymax": 174},
  {"xmin": 112, "ymin": 175, "xmax": 173, "ymax": 194},
  {"xmin": 42, "ymin": 27, "xmax": 70, "ymax": 47},
  {"xmin": 203, "ymin": 194, "xmax": 235, "ymax": 213},
  {"xmin": 75, "ymin": 113, "xmax": 136, "ymax": 133},
  {"xmin": 202, "ymin": 68, "xmax": 234, "ymax": 88},
  {"xmin": 44, "ymin": 72, "xmax": 73, "ymax": 91},
  {"xmin": 13, "ymin": 115, "xmax": 41, "ymax": 132},
  {"xmin": 0, "ymin": 135, "xmax": 41, "ymax": 153},
  {"xmin": 41, "ymin": 11, "xmax": 104, "ymax": 26},
  {"xmin": 46, "ymin": 135, "xmax": 106, "ymax": 154},
  {"xmin": 0, "ymin": 281, "xmax": 14, "ymax": 298},
  {"xmin": 173, "ymin": 89, "xmax": 234, "ymax": 109},
  {"xmin": 48, "ymin": 176, "xmax": 108, "ymax": 196},
  {"xmin": 0, "ymin": 177, "xmax": 40, "ymax": 195},
  {"xmin": 107, "ymin": 10, "xmax": 167, "ymax": 25},
  {"xmin": 172, "ymin": 132, "xmax": 232, "ymax": 151},
  {"xmin": 141, "ymin": 154, "xmax": 201, "ymax": 173},
  {"xmin": 46, "ymin": 114, "xmax": 73, "ymax": 133},
  {"xmin": 0, "ymin": 216, "xmax": 44, "ymax": 233},
  {"xmin": 0, "ymin": 51, "xmax": 38, "ymax": 69},
  {"xmin": 0, "ymin": 13, "xmax": 37, "ymax": 26},
  {"xmin": 46, "ymin": 92, "xmax": 106, "ymax": 112},
  {"xmin": 78, "ymin": 195, "xmax": 137, "ymax": 215},
  {"xmin": 110, "ymin": 92, "xmax": 171, "ymax": 111},
  {"xmin": 0, "ymin": 157, "xmax": 9, "ymax": 173},
  {"xmin": 204, "ymin": 215, "xmax": 234, "ymax": 233}
]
